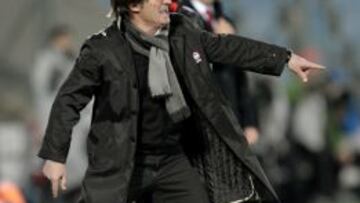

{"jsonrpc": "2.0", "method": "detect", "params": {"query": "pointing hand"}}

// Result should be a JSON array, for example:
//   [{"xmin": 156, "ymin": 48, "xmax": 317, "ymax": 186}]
[{"xmin": 287, "ymin": 53, "xmax": 326, "ymax": 82}]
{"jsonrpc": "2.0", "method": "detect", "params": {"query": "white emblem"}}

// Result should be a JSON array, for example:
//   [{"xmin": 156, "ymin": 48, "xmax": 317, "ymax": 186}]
[{"xmin": 193, "ymin": 51, "xmax": 202, "ymax": 64}]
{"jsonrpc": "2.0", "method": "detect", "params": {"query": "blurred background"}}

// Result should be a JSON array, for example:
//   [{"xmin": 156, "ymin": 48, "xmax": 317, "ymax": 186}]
[{"xmin": 0, "ymin": 0, "xmax": 359, "ymax": 203}]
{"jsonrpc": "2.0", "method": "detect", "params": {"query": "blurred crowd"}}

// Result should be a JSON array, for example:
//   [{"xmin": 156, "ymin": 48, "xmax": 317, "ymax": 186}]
[{"xmin": 0, "ymin": 0, "xmax": 360, "ymax": 203}]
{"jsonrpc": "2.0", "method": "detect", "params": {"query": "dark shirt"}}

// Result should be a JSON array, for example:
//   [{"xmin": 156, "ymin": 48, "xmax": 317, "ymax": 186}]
[{"xmin": 132, "ymin": 51, "xmax": 184, "ymax": 154}]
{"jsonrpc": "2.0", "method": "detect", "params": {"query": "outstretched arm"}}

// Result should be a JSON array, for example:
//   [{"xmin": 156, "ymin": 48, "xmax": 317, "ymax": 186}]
[{"xmin": 200, "ymin": 31, "xmax": 325, "ymax": 80}]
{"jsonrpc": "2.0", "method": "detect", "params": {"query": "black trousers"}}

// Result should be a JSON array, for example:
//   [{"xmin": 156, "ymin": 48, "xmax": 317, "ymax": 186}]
[{"xmin": 126, "ymin": 150, "xmax": 210, "ymax": 203}]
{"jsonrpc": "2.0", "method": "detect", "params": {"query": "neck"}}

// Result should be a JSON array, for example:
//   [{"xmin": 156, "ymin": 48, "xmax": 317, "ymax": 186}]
[{"xmin": 130, "ymin": 16, "xmax": 161, "ymax": 36}]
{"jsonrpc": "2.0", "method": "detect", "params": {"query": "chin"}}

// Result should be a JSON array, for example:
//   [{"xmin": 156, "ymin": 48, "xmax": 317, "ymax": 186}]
[{"xmin": 160, "ymin": 18, "xmax": 170, "ymax": 25}]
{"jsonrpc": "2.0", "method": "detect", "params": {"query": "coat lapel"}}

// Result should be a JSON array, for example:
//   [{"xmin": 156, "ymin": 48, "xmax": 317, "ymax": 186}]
[
  {"xmin": 107, "ymin": 23, "xmax": 137, "ymax": 85},
  {"xmin": 170, "ymin": 34, "xmax": 211, "ymax": 105},
  {"xmin": 170, "ymin": 35, "xmax": 186, "ymax": 82}
]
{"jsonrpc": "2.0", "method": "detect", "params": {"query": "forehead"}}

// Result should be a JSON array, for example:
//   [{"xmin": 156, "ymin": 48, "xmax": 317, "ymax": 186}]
[
  {"xmin": 142, "ymin": 0, "xmax": 165, "ymax": 4},
  {"xmin": 133, "ymin": 0, "xmax": 168, "ymax": 10}
]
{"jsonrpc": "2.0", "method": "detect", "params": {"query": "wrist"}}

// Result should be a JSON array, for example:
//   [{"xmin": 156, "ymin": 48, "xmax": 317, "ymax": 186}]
[{"xmin": 286, "ymin": 49, "xmax": 292, "ymax": 63}]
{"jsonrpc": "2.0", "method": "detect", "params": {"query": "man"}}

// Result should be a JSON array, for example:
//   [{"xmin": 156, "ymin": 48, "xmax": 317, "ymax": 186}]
[
  {"xmin": 179, "ymin": 0, "xmax": 260, "ymax": 145},
  {"xmin": 38, "ymin": 0, "xmax": 324, "ymax": 203}
]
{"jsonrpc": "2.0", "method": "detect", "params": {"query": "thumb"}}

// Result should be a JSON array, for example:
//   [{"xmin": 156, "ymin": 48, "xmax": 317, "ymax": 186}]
[
  {"xmin": 60, "ymin": 171, "xmax": 67, "ymax": 191},
  {"xmin": 296, "ymin": 68, "xmax": 308, "ymax": 83}
]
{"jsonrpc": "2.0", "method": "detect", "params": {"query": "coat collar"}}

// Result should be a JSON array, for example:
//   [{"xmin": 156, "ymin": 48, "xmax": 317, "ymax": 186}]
[
  {"xmin": 104, "ymin": 15, "xmax": 187, "ymax": 85},
  {"xmin": 105, "ymin": 21, "xmax": 138, "ymax": 84},
  {"xmin": 106, "ymin": 17, "xmax": 204, "ymax": 108}
]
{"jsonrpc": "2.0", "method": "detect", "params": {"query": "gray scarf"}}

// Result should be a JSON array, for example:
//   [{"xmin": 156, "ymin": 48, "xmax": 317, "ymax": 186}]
[{"xmin": 117, "ymin": 17, "xmax": 191, "ymax": 123}]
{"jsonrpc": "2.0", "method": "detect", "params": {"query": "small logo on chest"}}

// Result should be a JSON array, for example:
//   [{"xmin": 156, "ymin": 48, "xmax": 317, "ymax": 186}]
[{"xmin": 192, "ymin": 51, "xmax": 202, "ymax": 64}]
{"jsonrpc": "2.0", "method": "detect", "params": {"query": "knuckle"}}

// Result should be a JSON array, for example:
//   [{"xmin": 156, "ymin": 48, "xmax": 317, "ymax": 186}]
[{"xmin": 50, "ymin": 176, "xmax": 59, "ymax": 181}]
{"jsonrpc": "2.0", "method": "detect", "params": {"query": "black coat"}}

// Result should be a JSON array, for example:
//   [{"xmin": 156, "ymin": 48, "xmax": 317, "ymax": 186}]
[
  {"xmin": 180, "ymin": 0, "xmax": 259, "ymax": 128},
  {"xmin": 38, "ymin": 14, "xmax": 288, "ymax": 203}
]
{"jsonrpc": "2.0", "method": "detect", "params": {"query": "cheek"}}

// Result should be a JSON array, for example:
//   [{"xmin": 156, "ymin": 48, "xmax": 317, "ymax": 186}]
[
  {"xmin": 141, "ymin": 7, "xmax": 156, "ymax": 21},
  {"xmin": 151, "ymin": 3, "xmax": 163, "ymax": 16}
]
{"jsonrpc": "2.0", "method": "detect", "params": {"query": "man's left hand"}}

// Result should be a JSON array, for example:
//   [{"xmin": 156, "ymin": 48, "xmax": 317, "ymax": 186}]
[{"xmin": 287, "ymin": 53, "xmax": 326, "ymax": 82}]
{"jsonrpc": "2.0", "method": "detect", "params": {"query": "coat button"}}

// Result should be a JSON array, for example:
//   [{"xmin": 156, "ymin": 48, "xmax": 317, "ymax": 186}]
[
  {"xmin": 130, "ymin": 136, "xmax": 136, "ymax": 143},
  {"xmin": 132, "ymin": 82, "xmax": 138, "ymax": 89}
]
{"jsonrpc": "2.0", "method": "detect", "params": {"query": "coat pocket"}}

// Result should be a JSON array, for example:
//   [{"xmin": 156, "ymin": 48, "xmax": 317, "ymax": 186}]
[{"xmin": 87, "ymin": 121, "xmax": 115, "ymax": 174}]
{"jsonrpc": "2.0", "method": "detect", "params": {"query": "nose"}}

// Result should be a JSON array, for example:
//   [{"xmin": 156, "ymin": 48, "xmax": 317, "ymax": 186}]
[{"xmin": 163, "ymin": 0, "xmax": 172, "ymax": 4}]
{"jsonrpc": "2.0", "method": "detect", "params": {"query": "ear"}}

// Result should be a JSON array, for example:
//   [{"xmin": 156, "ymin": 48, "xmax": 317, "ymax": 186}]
[{"xmin": 129, "ymin": 3, "xmax": 142, "ymax": 13}]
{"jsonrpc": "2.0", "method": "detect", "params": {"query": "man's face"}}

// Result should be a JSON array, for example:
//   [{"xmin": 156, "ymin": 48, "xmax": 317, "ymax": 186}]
[{"xmin": 130, "ymin": 0, "xmax": 171, "ymax": 28}]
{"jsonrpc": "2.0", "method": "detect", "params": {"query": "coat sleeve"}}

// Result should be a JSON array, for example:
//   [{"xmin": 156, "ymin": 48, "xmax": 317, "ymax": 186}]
[
  {"xmin": 38, "ymin": 43, "xmax": 102, "ymax": 163},
  {"xmin": 200, "ymin": 31, "xmax": 289, "ymax": 76}
]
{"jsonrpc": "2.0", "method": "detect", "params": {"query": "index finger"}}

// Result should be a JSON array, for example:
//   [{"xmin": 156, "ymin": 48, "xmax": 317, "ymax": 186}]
[
  {"xmin": 51, "ymin": 179, "xmax": 59, "ymax": 198},
  {"xmin": 307, "ymin": 61, "xmax": 326, "ymax": 69}
]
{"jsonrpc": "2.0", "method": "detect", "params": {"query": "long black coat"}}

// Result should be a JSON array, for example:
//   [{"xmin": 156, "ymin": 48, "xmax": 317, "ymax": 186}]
[
  {"xmin": 180, "ymin": 0, "xmax": 259, "ymax": 128},
  {"xmin": 38, "ymin": 14, "xmax": 288, "ymax": 203}
]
